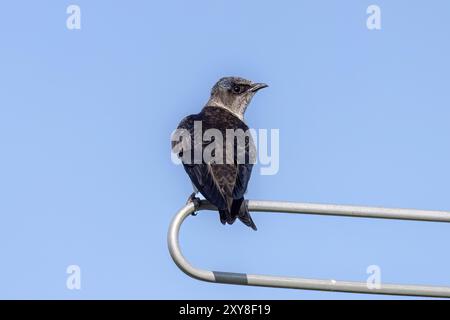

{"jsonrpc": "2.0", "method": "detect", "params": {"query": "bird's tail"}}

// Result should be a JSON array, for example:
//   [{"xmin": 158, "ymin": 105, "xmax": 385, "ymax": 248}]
[
  {"xmin": 237, "ymin": 199, "xmax": 257, "ymax": 231},
  {"xmin": 219, "ymin": 198, "xmax": 257, "ymax": 231}
]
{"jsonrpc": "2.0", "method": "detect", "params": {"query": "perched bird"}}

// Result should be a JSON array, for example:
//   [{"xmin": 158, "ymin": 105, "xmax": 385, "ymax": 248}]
[{"xmin": 172, "ymin": 77, "xmax": 268, "ymax": 230}]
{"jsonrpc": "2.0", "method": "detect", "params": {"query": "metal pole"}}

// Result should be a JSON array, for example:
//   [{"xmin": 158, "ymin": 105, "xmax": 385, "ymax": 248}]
[{"xmin": 168, "ymin": 200, "xmax": 450, "ymax": 298}]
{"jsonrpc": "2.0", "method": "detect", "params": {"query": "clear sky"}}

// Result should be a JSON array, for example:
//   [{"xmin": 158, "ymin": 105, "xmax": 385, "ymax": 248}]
[{"xmin": 1, "ymin": 1, "xmax": 449, "ymax": 299}]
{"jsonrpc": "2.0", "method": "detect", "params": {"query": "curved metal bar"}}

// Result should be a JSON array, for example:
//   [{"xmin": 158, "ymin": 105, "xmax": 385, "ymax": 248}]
[{"xmin": 168, "ymin": 200, "xmax": 450, "ymax": 297}]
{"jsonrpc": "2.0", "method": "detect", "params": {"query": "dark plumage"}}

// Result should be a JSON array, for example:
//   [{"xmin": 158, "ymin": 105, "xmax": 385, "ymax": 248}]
[{"xmin": 172, "ymin": 77, "xmax": 268, "ymax": 230}]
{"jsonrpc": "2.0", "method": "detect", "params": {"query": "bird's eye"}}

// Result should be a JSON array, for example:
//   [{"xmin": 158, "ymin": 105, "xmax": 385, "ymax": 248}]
[{"xmin": 232, "ymin": 85, "xmax": 242, "ymax": 94}]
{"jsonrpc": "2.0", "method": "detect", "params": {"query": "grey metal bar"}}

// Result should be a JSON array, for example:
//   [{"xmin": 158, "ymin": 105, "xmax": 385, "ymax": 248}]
[{"xmin": 167, "ymin": 200, "xmax": 450, "ymax": 298}]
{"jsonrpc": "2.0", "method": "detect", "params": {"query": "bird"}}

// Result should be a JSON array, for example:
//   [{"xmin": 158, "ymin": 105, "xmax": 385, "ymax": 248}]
[{"xmin": 172, "ymin": 76, "xmax": 268, "ymax": 230}]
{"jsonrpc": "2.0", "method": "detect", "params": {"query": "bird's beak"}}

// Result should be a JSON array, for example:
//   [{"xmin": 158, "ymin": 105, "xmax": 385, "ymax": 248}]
[{"xmin": 249, "ymin": 82, "xmax": 268, "ymax": 92}]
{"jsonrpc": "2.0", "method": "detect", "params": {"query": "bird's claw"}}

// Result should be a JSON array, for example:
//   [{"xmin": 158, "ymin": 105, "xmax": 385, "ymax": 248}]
[{"xmin": 186, "ymin": 193, "xmax": 201, "ymax": 215}]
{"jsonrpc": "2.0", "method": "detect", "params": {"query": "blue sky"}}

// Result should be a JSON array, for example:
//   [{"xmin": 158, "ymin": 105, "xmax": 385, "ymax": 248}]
[{"xmin": 1, "ymin": 1, "xmax": 450, "ymax": 299}]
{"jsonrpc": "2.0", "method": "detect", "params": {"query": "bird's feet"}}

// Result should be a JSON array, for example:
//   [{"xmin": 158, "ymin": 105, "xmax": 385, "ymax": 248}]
[{"xmin": 186, "ymin": 192, "xmax": 201, "ymax": 216}]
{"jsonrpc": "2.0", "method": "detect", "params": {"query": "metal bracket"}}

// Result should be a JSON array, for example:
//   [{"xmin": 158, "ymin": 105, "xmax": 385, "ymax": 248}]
[{"xmin": 167, "ymin": 199, "xmax": 450, "ymax": 298}]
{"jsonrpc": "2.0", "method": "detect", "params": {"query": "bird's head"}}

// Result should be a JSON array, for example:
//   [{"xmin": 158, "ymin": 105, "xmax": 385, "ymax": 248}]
[{"xmin": 206, "ymin": 76, "xmax": 268, "ymax": 119}]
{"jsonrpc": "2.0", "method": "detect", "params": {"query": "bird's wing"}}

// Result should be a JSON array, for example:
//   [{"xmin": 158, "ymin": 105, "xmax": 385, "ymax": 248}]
[
  {"xmin": 171, "ymin": 115, "xmax": 198, "ymax": 160},
  {"xmin": 175, "ymin": 109, "xmax": 254, "ymax": 210},
  {"xmin": 209, "ymin": 163, "xmax": 237, "ymax": 210},
  {"xmin": 232, "ymin": 130, "xmax": 255, "ymax": 199},
  {"xmin": 183, "ymin": 163, "xmax": 236, "ymax": 211},
  {"xmin": 233, "ymin": 163, "xmax": 253, "ymax": 199},
  {"xmin": 175, "ymin": 113, "xmax": 235, "ymax": 210},
  {"xmin": 184, "ymin": 136, "xmax": 253, "ymax": 210}
]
